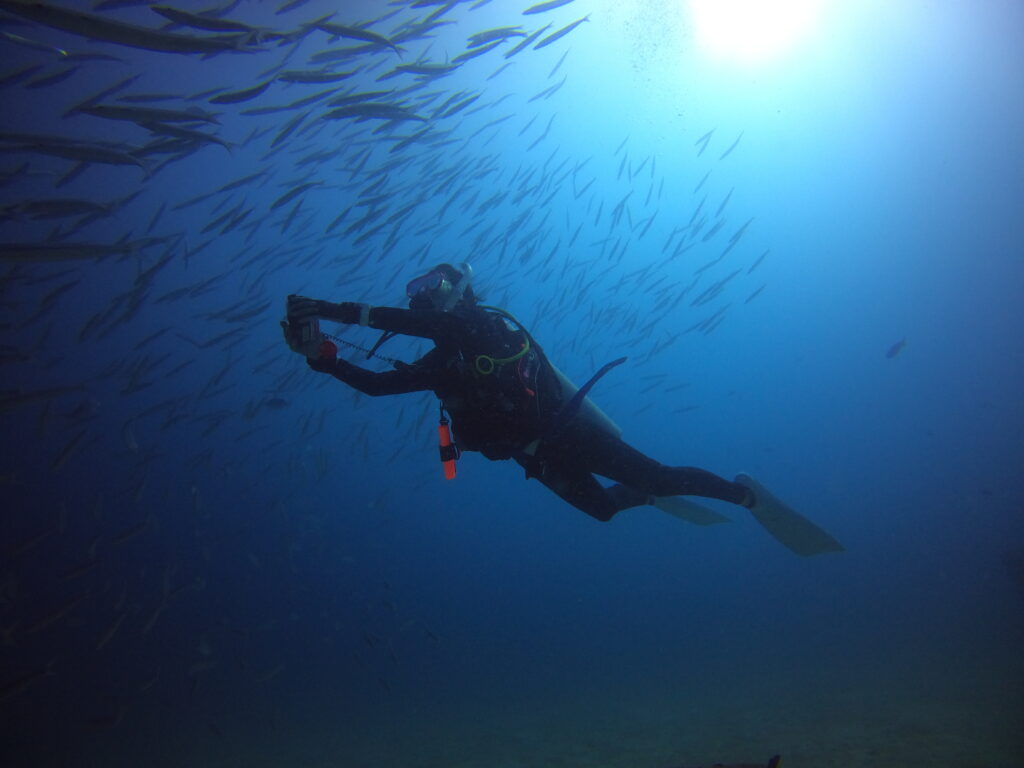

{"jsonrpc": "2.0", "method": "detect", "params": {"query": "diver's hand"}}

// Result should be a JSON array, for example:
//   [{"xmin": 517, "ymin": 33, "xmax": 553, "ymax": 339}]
[
  {"xmin": 307, "ymin": 354, "xmax": 337, "ymax": 374},
  {"xmin": 286, "ymin": 294, "xmax": 329, "ymax": 323}
]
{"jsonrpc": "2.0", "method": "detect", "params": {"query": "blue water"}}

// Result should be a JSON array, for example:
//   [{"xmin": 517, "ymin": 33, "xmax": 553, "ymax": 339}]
[{"xmin": 2, "ymin": 1, "xmax": 1023, "ymax": 766}]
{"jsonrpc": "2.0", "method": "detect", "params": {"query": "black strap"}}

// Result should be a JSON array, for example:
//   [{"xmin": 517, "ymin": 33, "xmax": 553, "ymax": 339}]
[
  {"xmin": 366, "ymin": 330, "xmax": 398, "ymax": 360},
  {"xmin": 547, "ymin": 356, "xmax": 627, "ymax": 438}
]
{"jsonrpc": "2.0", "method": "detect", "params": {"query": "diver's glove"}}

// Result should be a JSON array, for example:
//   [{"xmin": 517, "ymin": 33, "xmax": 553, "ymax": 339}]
[
  {"xmin": 286, "ymin": 294, "xmax": 330, "ymax": 323},
  {"xmin": 307, "ymin": 347, "xmax": 338, "ymax": 374}
]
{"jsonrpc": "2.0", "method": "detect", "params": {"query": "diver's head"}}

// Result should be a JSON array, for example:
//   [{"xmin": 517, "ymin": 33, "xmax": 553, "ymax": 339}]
[{"xmin": 406, "ymin": 262, "xmax": 475, "ymax": 311}]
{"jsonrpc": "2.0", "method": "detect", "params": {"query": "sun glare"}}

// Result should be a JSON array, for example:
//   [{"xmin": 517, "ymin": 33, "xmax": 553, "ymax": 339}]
[{"xmin": 689, "ymin": 0, "xmax": 823, "ymax": 63}]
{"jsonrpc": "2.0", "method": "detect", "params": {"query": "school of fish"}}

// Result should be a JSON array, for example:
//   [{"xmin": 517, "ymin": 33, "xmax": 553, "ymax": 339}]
[{"xmin": 0, "ymin": 0, "xmax": 771, "ymax": 755}]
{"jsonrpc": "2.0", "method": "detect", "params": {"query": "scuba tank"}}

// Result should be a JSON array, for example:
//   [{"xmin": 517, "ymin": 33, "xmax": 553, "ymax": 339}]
[
  {"xmin": 476, "ymin": 306, "xmax": 624, "ymax": 439},
  {"xmin": 547, "ymin": 362, "xmax": 623, "ymax": 439}
]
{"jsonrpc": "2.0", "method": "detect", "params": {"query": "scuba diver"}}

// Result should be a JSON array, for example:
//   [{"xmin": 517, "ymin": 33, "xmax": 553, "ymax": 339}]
[{"xmin": 282, "ymin": 263, "xmax": 842, "ymax": 556}]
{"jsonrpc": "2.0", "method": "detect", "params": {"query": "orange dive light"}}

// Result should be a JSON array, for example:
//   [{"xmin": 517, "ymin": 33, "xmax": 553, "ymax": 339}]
[{"xmin": 437, "ymin": 415, "xmax": 458, "ymax": 480}]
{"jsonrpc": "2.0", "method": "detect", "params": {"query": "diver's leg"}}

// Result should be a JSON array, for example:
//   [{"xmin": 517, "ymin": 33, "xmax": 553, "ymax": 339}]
[
  {"xmin": 562, "ymin": 424, "xmax": 753, "ymax": 507},
  {"xmin": 544, "ymin": 426, "xmax": 843, "ymax": 553},
  {"xmin": 605, "ymin": 483, "xmax": 650, "ymax": 511},
  {"xmin": 515, "ymin": 452, "xmax": 622, "ymax": 522}
]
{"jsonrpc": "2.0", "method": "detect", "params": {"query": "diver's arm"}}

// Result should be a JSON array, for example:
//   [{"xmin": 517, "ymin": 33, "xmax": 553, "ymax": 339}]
[
  {"xmin": 292, "ymin": 296, "xmax": 467, "ymax": 341},
  {"xmin": 309, "ymin": 348, "xmax": 442, "ymax": 396}
]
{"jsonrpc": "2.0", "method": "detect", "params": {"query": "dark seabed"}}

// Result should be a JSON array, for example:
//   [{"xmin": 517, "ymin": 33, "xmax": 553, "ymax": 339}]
[{"xmin": 1, "ymin": 0, "xmax": 1023, "ymax": 766}]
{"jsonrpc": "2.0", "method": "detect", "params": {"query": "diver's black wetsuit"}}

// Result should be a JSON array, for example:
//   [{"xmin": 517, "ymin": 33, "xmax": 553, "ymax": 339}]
[{"xmin": 311, "ymin": 301, "xmax": 750, "ymax": 521}]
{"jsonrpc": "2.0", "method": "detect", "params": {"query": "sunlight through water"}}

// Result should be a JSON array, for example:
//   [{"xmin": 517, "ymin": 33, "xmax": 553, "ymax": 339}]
[{"xmin": 689, "ymin": 0, "xmax": 825, "ymax": 63}]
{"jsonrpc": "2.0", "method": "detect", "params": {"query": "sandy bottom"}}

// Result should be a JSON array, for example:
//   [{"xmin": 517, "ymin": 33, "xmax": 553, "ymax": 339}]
[
  {"xmin": 348, "ymin": 667, "xmax": 1021, "ymax": 768},
  {"xmin": 78, "ymin": 644, "xmax": 1022, "ymax": 768}
]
